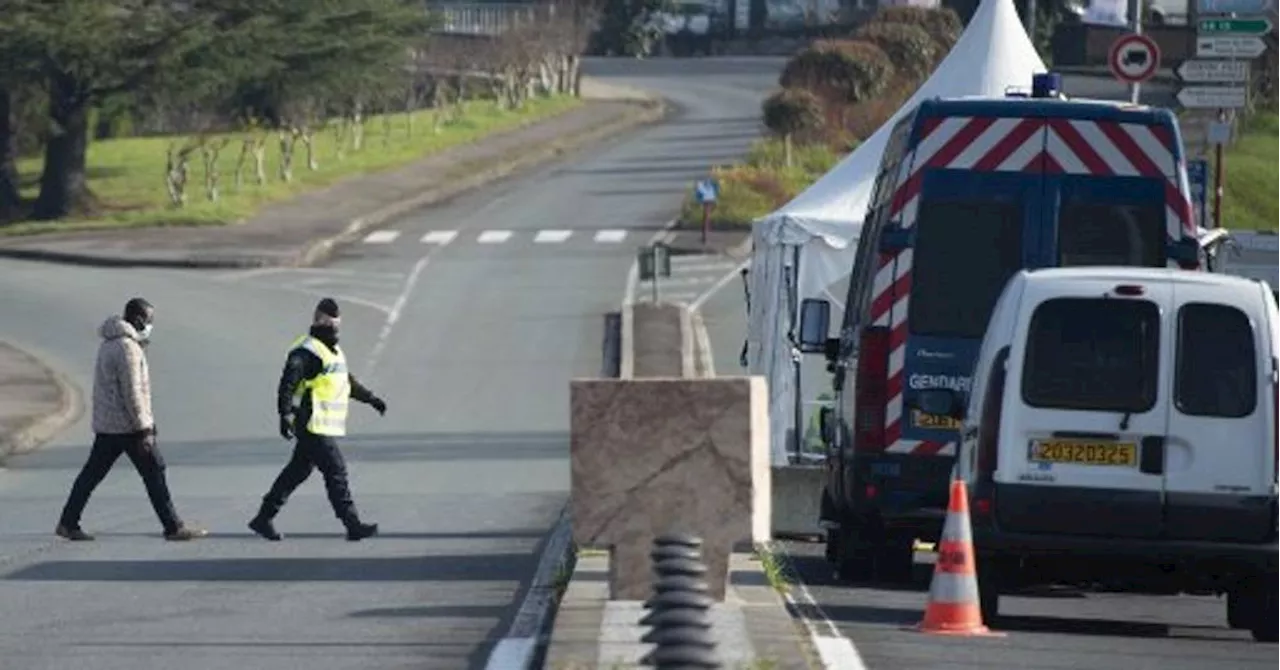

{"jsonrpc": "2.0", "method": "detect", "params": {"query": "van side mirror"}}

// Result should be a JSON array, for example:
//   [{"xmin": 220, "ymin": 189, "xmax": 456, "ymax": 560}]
[
  {"xmin": 916, "ymin": 389, "xmax": 966, "ymax": 420},
  {"xmin": 818, "ymin": 406, "xmax": 835, "ymax": 444},
  {"xmin": 878, "ymin": 226, "xmax": 911, "ymax": 252},
  {"xmin": 797, "ymin": 298, "xmax": 831, "ymax": 353},
  {"xmin": 1167, "ymin": 237, "xmax": 1201, "ymax": 266}
]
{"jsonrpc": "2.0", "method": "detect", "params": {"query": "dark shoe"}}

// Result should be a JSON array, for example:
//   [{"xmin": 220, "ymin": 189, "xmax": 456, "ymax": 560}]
[
  {"xmin": 248, "ymin": 516, "xmax": 282, "ymax": 541},
  {"xmin": 345, "ymin": 521, "xmax": 378, "ymax": 541},
  {"xmin": 55, "ymin": 524, "xmax": 94, "ymax": 541},
  {"xmin": 164, "ymin": 525, "xmax": 209, "ymax": 541}
]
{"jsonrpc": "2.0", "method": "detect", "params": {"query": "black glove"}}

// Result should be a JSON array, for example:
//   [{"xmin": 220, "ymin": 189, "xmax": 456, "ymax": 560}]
[
  {"xmin": 370, "ymin": 397, "xmax": 387, "ymax": 416},
  {"xmin": 279, "ymin": 415, "xmax": 295, "ymax": 440}
]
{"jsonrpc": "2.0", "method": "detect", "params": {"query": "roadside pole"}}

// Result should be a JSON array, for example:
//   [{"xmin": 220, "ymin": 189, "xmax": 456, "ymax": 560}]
[{"xmin": 1128, "ymin": 0, "xmax": 1144, "ymax": 103}]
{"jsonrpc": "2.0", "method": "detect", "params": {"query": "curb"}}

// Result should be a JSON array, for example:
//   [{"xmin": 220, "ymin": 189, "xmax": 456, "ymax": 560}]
[
  {"xmin": 0, "ymin": 99, "xmax": 670, "ymax": 271},
  {"xmin": 0, "ymin": 342, "xmax": 84, "ymax": 464}
]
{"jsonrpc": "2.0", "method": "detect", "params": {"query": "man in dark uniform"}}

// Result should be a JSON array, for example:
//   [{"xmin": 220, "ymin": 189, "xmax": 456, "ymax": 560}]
[{"xmin": 249, "ymin": 298, "xmax": 387, "ymax": 541}]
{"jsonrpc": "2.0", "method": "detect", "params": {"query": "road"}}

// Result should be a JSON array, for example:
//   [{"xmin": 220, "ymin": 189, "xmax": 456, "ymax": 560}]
[
  {"xmin": 0, "ymin": 57, "xmax": 784, "ymax": 670},
  {"xmin": 693, "ymin": 71, "xmax": 1276, "ymax": 669}
]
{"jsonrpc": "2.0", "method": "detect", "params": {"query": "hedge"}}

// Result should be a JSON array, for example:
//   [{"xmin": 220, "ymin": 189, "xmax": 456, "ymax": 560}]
[
  {"xmin": 779, "ymin": 39, "xmax": 895, "ymax": 107},
  {"xmin": 866, "ymin": 5, "xmax": 963, "ymax": 54},
  {"xmin": 762, "ymin": 87, "xmax": 826, "ymax": 143},
  {"xmin": 852, "ymin": 21, "xmax": 940, "ymax": 82}
]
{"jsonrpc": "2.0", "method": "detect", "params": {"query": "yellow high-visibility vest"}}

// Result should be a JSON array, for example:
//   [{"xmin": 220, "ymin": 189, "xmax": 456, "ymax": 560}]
[{"xmin": 288, "ymin": 335, "xmax": 350, "ymax": 436}]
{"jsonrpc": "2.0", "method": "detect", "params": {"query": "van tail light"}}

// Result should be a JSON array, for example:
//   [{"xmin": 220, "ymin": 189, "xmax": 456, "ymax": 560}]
[
  {"xmin": 853, "ymin": 326, "xmax": 891, "ymax": 452},
  {"xmin": 967, "ymin": 351, "xmax": 1008, "ymax": 520}
]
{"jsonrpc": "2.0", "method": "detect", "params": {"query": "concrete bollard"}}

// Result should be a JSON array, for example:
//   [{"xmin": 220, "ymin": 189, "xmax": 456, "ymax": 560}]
[{"xmin": 639, "ymin": 532, "xmax": 721, "ymax": 669}]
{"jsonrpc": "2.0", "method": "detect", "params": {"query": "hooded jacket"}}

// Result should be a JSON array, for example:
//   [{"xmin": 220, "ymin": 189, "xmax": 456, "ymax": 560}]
[{"xmin": 92, "ymin": 315, "xmax": 154, "ymax": 436}]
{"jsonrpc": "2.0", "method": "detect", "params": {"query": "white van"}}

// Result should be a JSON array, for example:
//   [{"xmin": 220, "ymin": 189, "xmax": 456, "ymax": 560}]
[{"xmin": 928, "ymin": 267, "xmax": 1278, "ymax": 642}]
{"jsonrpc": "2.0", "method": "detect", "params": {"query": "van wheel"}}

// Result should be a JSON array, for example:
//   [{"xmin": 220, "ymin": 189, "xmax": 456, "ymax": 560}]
[
  {"xmin": 1247, "ymin": 575, "xmax": 1278, "ymax": 643},
  {"xmin": 832, "ymin": 527, "xmax": 874, "ymax": 583},
  {"xmin": 977, "ymin": 559, "xmax": 1000, "ymax": 625},
  {"xmin": 874, "ymin": 536, "xmax": 915, "ymax": 584},
  {"xmin": 1227, "ymin": 590, "xmax": 1247, "ymax": 629}
]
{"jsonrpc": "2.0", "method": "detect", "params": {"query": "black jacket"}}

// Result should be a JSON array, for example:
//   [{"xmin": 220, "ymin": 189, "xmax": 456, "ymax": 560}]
[{"xmin": 277, "ymin": 327, "xmax": 378, "ymax": 433}]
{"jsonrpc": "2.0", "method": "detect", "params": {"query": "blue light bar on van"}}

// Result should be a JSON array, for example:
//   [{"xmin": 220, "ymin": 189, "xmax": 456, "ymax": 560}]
[{"xmin": 1031, "ymin": 73, "xmax": 1062, "ymax": 99}]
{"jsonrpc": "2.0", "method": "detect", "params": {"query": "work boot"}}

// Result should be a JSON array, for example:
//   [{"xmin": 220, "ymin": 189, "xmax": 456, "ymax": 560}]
[
  {"xmin": 55, "ymin": 524, "xmax": 94, "ymax": 541},
  {"xmin": 248, "ymin": 515, "xmax": 282, "ymax": 541},
  {"xmin": 345, "ymin": 520, "xmax": 379, "ymax": 542},
  {"xmin": 164, "ymin": 524, "xmax": 209, "ymax": 541}
]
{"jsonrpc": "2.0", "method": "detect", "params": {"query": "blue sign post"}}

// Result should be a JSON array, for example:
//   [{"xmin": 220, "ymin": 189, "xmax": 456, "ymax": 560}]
[
  {"xmin": 1187, "ymin": 159, "xmax": 1209, "ymax": 230},
  {"xmin": 693, "ymin": 178, "xmax": 720, "ymax": 247}
]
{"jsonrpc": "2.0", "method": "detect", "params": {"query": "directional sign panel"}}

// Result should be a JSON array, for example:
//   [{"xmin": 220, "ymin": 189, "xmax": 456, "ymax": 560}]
[
  {"xmin": 1196, "ymin": 35, "xmax": 1268, "ymax": 58},
  {"xmin": 1198, "ymin": 17, "xmax": 1273, "ymax": 35},
  {"xmin": 1196, "ymin": 0, "xmax": 1275, "ymax": 13},
  {"xmin": 1109, "ymin": 33, "xmax": 1162, "ymax": 83},
  {"xmin": 1177, "ymin": 85, "xmax": 1248, "ymax": 108},
  {"xmin": 1177, "ymin": 59, "xmax": 1250, "ymax": 83}
]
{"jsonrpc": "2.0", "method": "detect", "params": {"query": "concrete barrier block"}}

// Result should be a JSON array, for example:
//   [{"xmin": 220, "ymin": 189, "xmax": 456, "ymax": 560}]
[
  {"xmin": 770, "ymin": 464, "xmax": 826, "ymax": 539},
  {"xmin": 569, "ymin": 375, "xmax": 771, "ymax": 601}
]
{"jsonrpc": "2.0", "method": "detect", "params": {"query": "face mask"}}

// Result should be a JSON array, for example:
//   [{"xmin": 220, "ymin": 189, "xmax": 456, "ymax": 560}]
[{"xmin": 137, "ymin": 323, "xmax": 153, "ymax": 341}]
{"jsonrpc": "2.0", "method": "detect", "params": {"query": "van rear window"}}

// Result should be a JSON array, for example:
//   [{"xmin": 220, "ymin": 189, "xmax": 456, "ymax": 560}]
[
  {"xmin": 1175, "ymin": 303, "xmax": 1257, "ymax": 418},
  {"xmin": 1059, "ymin": 202, "xmax": 1166, "ymax": 267},
  {"xmin": 909, "ymin": 199, "xmax": 1023, "ymax": 339},
  {"xmin": 1022, "ymin": 298, "xmax": 1159, "ymax": 413}
]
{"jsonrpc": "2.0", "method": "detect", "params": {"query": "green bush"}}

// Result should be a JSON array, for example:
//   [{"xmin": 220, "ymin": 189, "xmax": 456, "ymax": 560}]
[
  {"xmin": 746, "ymin": 138, "xmax": 841, "ymax": 176},
  {"xmin": 779, "ymin": 39, "xmax": 895, "ymax": 106},
  {"xmin": 853, "ymin": 21, "xmax": 939, "ymax": 82},
  {"xmin": 866, "ymin": 6, "xmax": 963, "ymax": 55},
  {"xmin": 761, "ymin": 87, "xmax": 826, "ymax": 143},
  {"xmin": 678, "ymin": 138, "xmax": 844, "ymax": 227}
]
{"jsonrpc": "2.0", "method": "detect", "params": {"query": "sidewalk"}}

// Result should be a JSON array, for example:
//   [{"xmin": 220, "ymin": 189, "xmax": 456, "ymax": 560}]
[
  {"xmin": 0, "ymin": 86, "xmax": 666, "ymax": 270},
  {"xmin": 0, "ymin": 342, "xmax": 81, "ymax": 463},
  {"xmin": 543, "ymin": 551, "xmax": 820, "ymax": 669}
]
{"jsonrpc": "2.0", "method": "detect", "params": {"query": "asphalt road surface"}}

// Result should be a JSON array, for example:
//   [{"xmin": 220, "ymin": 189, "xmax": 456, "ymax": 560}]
[
  {"xmin": 693, "ymin": 71, "xmax": 1275, "ymax": 670},
  {"xmin": 0, "ymin": 56, "xmax": 783, "ymax": 670}
]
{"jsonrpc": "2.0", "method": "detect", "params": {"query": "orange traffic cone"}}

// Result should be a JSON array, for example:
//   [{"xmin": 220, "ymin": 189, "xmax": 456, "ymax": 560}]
[{"xmin": 908, "ymin": 478, "xmax": 1004, "ymax": 637}]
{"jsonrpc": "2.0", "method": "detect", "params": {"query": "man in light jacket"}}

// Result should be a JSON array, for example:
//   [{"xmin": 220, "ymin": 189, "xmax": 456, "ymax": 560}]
[{"xmin": 55, "ymin": 298, "xmax": 207, "ymax": 542}]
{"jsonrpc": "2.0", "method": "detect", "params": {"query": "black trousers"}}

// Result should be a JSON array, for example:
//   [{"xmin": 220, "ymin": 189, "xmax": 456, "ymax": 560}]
[
  {"xmin": 59, "ymin": 433, "xmax": 182, "ymax": 534},
  {"xmin": 258, "ymin": 431, "xmax": 359, "ymax": 524}
]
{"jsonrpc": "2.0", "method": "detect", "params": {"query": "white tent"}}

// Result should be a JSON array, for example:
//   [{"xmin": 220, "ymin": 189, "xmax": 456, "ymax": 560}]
[{"xmin": 745, "ymin": 0, "xmax": 1048, "ymax": 465}]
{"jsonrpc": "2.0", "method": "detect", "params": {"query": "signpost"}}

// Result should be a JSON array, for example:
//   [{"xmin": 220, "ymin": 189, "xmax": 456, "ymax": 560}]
[
  {"xmin": 1108, "ymin": 33, "xmax": 1161, "ymax": 85},
  {"xmin": 1177, "ymin": 85, "xmax": 1249, "ymax": 108},
  {"xmin": 1195, "ymin": 35, "xmax": 1269, "ymax": 58},
  {"xmin": 693, "ymin": 178, "xmax": 719, "ymax": 247},
  {"xmin": 1197, "ymin": 17, "xmax": 1273, "ymax": 34},
  {"xmin": 1186, "ymin": 159, "xmax": 1209, "ymax": 230},
  {"xmin": 637, "ymin": 242, "xmax": 671, "ymax": 303},
  {"xmin": 1176, "ymin": 59, "xmax": 1250, "ymax": 83}
]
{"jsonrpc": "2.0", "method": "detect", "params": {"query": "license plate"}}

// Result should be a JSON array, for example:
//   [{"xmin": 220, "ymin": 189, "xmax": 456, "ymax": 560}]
[
  {"xmin": 1029, "ymin": 439, "xmax": 1138, "ymax": 467},
  {"xmin": 912, "ymin": 410, "xmax": 961, "ymax": 430}
]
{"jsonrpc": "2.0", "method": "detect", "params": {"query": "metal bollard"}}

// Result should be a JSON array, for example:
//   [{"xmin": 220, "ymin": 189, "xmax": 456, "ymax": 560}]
[{"xmin": 639, "ymin": 532, "xmax": 721, "ymax": 669}]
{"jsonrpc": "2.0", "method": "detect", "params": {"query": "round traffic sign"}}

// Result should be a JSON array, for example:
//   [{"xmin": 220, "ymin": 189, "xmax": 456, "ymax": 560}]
[{"xmin": 1108, "ymin": 33, "xmax": 1161, "ymax": 84}]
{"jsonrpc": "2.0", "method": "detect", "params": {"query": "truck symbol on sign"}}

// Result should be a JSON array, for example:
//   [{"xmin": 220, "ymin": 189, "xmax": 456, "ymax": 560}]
[{"xmin": 1122, "ymin": 48, "xmax": 1150, "ymax": 67}]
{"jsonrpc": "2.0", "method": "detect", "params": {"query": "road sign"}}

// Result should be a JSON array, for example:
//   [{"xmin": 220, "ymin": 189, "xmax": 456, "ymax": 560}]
[
  {"xmin": 1186, "ymin": 159, "xmax": 1208, "ymax": 229},
  {"xmin": 1176, "ymin": 59, "xmax": 1250, "ymax": 83},
  {"xmin": 1196, "ymin": 0, "xmax": 1275, "ymax": 13},
  {"xmin": 1108, "ymin": 33, "xmax": 1161, "ymax": 84},
  {"xmin": 1177, "ymin": 85, "xmax": 1248, "ymax": 108},
  {"xmin": 1198, "ymin": 17, "xmax": 1273, "ymax": 35},
  {"xmin": 1196, "ymin": 35, "xmax": 1268, "ymax": 58},
  {"xmin": 694, "ymin": 178, "xmax": 719, "ymax": 204}
]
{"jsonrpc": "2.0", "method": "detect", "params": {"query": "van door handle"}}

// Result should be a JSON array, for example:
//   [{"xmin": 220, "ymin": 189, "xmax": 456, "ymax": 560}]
[{"xmin": 1139, "ymin": 436, "xmax": 1165, "ymax": 475}]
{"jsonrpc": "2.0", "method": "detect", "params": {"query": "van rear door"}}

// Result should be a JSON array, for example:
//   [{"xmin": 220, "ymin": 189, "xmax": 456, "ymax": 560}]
[
  {"xmin": 1162, "ymin": 282, "xmax": 1275, "ymax": 543},
  {"xmin": 996, "ymin": 282, "xmax": 1171, "ymax": 539},
  {"xmin": 899, "ymin": 170, "xmax": 1042, "ymax": 457},
  {"xmin": 1047, "ymin": 174, "xmax": 1168, "ymax": 268}
]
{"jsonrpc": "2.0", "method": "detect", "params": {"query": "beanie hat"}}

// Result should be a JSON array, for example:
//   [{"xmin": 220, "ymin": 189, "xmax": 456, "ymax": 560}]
[{"xmin": 313, "ymin": 298, "xmax": 340, "ymax": 326}]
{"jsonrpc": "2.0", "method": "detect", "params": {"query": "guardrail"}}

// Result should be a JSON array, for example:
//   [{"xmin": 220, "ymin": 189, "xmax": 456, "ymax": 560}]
[{"xmin": 427, "ymin": 2, "xmax": 554, "ymax": 35}]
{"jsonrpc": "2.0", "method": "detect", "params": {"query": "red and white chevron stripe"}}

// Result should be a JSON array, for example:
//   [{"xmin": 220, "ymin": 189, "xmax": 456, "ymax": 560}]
[{"xmin": 871, "ymin": 113, "xmax": 1192, "ymax": 457}]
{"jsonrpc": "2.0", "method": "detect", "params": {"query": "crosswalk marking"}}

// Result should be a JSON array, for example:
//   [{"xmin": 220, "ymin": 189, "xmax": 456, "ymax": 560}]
[
  {"xmin": 594, "ymin": 229, "xmax": 627, "ymax": 243},
  {"xmin": 362, "ymin": 230, "xmax": 401, "ymax": 244},
  {"xmin": 477, "ymin": 230, "xmax": 513, "ymax": 244},
  {"xmin": 534, "ymin": 230, "xmax": 573, "ymax": 243},
  {"xmin": 421, "ymin": 230, "xmax": 458, "ymax": 245}
]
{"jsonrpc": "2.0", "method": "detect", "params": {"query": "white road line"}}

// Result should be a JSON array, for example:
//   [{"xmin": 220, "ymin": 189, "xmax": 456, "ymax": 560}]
[
  {"xmin": 477, "ymin": 230, "xmax": 513, "ymax": 244},
  {"xmin": 362, "ymin": 230, "xmax": 401, "ymax": 244},
  {"xmin": 482, "ymin": 507, "xmax": 573, "ymax": 670},
  {"xmin": 786, "ymin": 575, "xmax": 869, "ymax": 670},
  {"xmin": 421, "ymin": 230, "xmax": 458, "ymax": 245},
  {"xmin": 363, "ymin": 254, "xmax": 430, "ymax": 378},
  {"xmin": 688, "ymin": 258, "xmax": 751, "ymax": 312},
  {"xmin": 534, "ymin": 229, "xmax": 573, "ymax": 243},
  {"xmin": 594, "ymin": 229, "xmax": 627, "ymax": 243}
]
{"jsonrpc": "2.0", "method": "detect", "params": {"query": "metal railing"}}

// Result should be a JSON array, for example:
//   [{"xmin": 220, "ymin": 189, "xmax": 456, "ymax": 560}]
[{"xmin": 426, "ymin": 2, "xmax": 555, "ymax": 35}]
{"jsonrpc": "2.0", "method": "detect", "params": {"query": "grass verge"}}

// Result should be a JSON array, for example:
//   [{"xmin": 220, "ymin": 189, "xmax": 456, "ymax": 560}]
[
  {"xmin": 1215, "ymin": 112, "xmax": 1278, "ymax": 232},
  {"xmin": 5, "ymin": 95, "xmax": 583, "ymax": 237},
  {"xmin": 754, "ymin": 541, "xmax": 797, "ymax": 595},
  {"xmin": 677, "ymin": 139, "xmax": 844, "ymax": 227}
]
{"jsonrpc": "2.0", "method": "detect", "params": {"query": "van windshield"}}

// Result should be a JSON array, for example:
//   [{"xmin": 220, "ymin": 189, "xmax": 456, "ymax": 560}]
[
  {"xmin": 1059, "ymin": 202, "xmax": 1166, "ymax": 267},
  {"xmin": 909, "ymin": 198, "xmax": 1023, "ymax": 339},
  {"xmin": 1022, "ymin": 298, "xmax": 1160, "ymax": 413}
]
